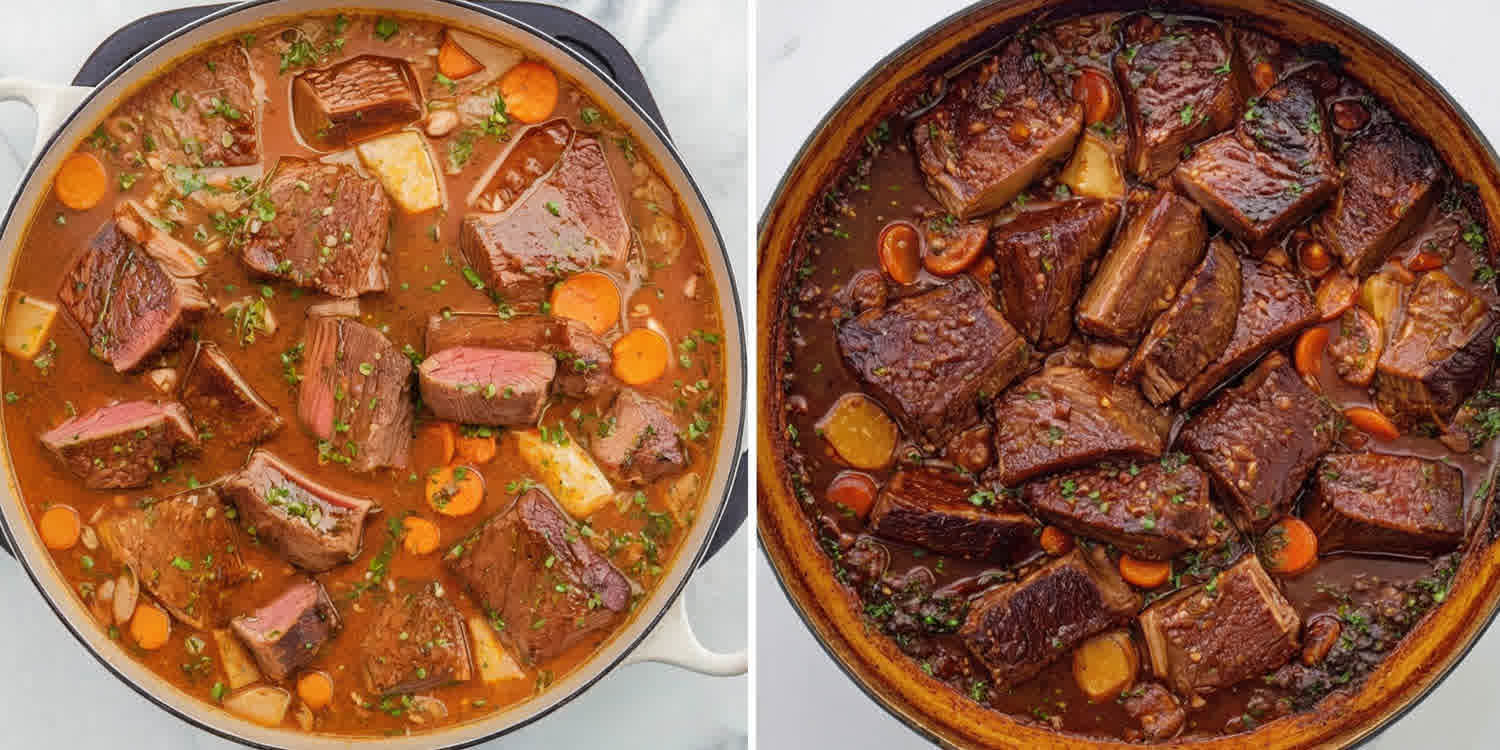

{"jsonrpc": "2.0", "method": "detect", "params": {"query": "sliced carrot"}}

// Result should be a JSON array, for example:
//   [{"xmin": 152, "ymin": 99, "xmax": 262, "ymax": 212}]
[
  {"xmin": 1071, "ymin": 69, "xmax": 1118, "ymax": 125},
  {"xmin": 130, "ymin": 603, "xmax": 171, "ymax": 650},
  {"xmin": 426, "ymin": 465, "xmax": 485, "ymax": 516},
  {"xmin": 296, "ymin": 671, "xmax": 334, "ymax": 711},
  {"xmin": 1345, "ymin": 406, "xmax": 1400, "ymax": 442},
  {"xmin": 39, "ymin": 504, "xmax": 81, "ymax": 550},
  {"xmin": 54, "ymin": 152, "xmax": 108, "ymax": 211},
  {"xmin": 1298, "ymin": 240, "xmax": 1333, "ymax": 276},
  {"xmin": 1118, "ymin": 555, "xmax": 1171, "ymax": 589},
  {"xmin": 412, "ymin": 421, "xmax": 458, "ymax": 470},
  {"xmin": 455, "ymin": 431, "xmax": 497, "ymax": 465},
  {"xmin": 877, "ymin": 222, "xmax": 921, "ymax": 284},
  {"xmin": 499, "ymin": 61, "xmax": 559, "ymax": 124},
  {"xmin": 1406, "ymin": 251, "xmax": 1445, "ymax": 272},
  {"xmin": 826, "ymin": 471, "xmax": 878, "ymax": 520},
  {"xmin": 968, "ymin": 256, "xmax": 996, "ymax": 284},
  {"xmin": 1252, "ymin": 60, "xmax": 1277, "ymax": 92},
  {"xmin": 1262, "ymin": 517, "xmax": 1319, "ymax": 575},
  {"xmin": 550, "ymin": 272, "xmax": 620, "ymax": 335},
  {"xmin": 1315, "ymin": 271, "xmax": 1358, "ymax": 322},
  {"xmin": 437, "ymin": 34, "xmax": 484, "ymax": 80},
  {"xmin": 612, "ymin": 328, "xmax": 669, "ymax": 385},
  {"xmin": 1293, "ymin": 327, "xmax": 1329, "ymax": 380},
  {"xmin": 1039, "ymin": 526, "xmax": 1074, "ymax": 556},
  {"xmin": 402, "ymin": 516, "xmax": 441, "ymax": 556}
]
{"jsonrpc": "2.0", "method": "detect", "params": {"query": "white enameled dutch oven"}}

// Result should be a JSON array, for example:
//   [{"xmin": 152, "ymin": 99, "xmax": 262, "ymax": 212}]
[{"xmin": 0, "ymin": 1, "xmax": 746, "ymax": 747}]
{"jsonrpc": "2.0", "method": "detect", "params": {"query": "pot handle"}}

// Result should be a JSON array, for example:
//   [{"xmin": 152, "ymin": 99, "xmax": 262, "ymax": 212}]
[
  {"xmin": 624, "ymin": 593, "xmax": 747, "ymax": 676},
  {"xmin": 0, "ymin": 79, "xmax": 93, "ymax": 161}
]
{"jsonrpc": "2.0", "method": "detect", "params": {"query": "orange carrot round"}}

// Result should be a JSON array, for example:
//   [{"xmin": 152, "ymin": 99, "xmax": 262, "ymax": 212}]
[
  {"xmin": 438, "ymin": 35, "xmax": 484, "ymax": 80},
  {"xmin": 130, "ymin": 603, "xmax": 171, "ymax": 650},
  {"xmin": 402, "ymin": 517, "xmax": 441, "ymax": 556},
  {"xmin": 54, "ymin": 152, "xmax": 108, "ymax": 211},
  {"xmin": 297, "ymin": 671, "xmax": 334, "ymax": 711},
  {"xmin": 413, "ymin": 421, "xmax": 458, "ymax": 470},
  {"xmin": 39, "ymin": 505, "xmax": 81, "ymax": 550},
  {"xmin": 551, "ymin": 272, "xmax": 621, "ymax": 335},
  {"xmin": 1315, "ymin": 271, "xmax": 1358, "ymax": 322},
  {"xmin": 1345, "ymin": 406, "xmax": 1400, "ymax": 442},
  {"xmin": 426, "ymin": 465, "xmax": 485, "ymax": 517},
  {"xmin": 1040, "ymin": 526, "xmax": 1074, "ymax": 556},
  {"xmin": 455, "ymin": 431, "xmax": 497, "ymax": 465},
  {"xmin": 1293, "ymin": 327, "xmax": 1329, "ymax": 380},
  {"xmin": 499, "ymin": 61, "xmax": 559, "ymax": 123},
  {"xmin": 612, "ymin": 328, "xmax": 670, "ymax": 385},
  {"xmin": 877, "ymin": 222, "xmax": 922, "ymax": 284},
  {"xmin": 826, "ymin": 471, "xmax": 877, "ymax": 520},
  {"xmin": 1405, "ymin": 251, "xmax": 1445, "ymax": 272},
  {"xmin": 1118, "ymin": 555, "xmax": 1171, "ymax": 589},
  {"xmin": 1262, "ymin": 517, "xmax": 1319, "ymax": 575}
]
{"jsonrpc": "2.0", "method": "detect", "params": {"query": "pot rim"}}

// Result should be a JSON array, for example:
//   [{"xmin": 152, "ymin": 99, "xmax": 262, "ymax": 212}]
[
  {"xmin": 0, "ymin": 0, "xmax": 747, "ymax": 747},
  {"xmin": 756, "ymin": 0, "xmax": 1500, "ymax": 747}
]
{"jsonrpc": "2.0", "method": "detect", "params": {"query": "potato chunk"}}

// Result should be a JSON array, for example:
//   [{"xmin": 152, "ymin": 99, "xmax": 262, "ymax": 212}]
[
  {"xmin": 3, "ymin": 293, "xmax": 57, "ymax": 360},
  {"xmin": 513, "ymin": 427, "xmax": 614, "ymax": 518},
  {"xmin": 355, "ymin": 130, "xmax": 443, "ymax": 213},
  {"xmin": 467, "ymin": 615, "xmax": 526, "ymax": 683}
]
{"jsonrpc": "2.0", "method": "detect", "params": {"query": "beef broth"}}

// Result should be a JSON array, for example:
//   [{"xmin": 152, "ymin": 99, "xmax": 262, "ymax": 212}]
[
  {"xmin": 771, "ymin": 6, "xmax": 1500, "ymax": 743},
  {"xmin": 3, "ymin": 11, "xmax": 727, "ymax": 738}
]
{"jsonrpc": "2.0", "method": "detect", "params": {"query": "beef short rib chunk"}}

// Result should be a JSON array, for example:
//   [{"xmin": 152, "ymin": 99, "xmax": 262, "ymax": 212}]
[
  {"xmin": 991, "ymin": 366, "xmax": 1171, "ymax": 486},
  {"xmin": 1174, "ymin": 72, "xmax": 1338, "ymax": 249},
  {"xmin": 446, "ymin": 489, "xmax": 635, "ymax": 664},
  {"xmin": 473, "ymin": 119, "xmax": 574, "ymax": 212},
  {"xmin": 1076, "ymin": 190, "xmax": 1208, "ymax": 344},
  {"xmin": 219, "ymin": 450, "xmax": 375, "ymax": 572},
  {"xmin": 911, "ymin": 39, "xmax": 1082, "ymax": 219},
  {"xmin": 867, "ymin": 468, "xmax": 1039, "ymax": 561},
  {"xmin": 1115, "ymin": 16, "xmax": 1241, "ymax": 180},
  {"xmin": 1025, "ymin": 457, "xmax": 1232, "ymax": 561},
  {"xmin": 425, "ymin": 312, "xmax": 612, "ymax": 398},
  {"xmin": 418, "ymin": 347, "xmax": 556, "ymax": 426},
  {"xmin": 1374, "ymin": 270, "xmax": 1500, "ymax": 428},
  {"xmin": 41, "ymin": 400, "xmax": 199, "ymax": 489},
  {"xmin": 960, "ymin": 547, "xmax": 1141, "ymax": 689},
  {"xmin": 460, "ymin": 137, "xmax": 630, "ymax": 303},
  {"xmin": 231, "ymin": 579, "xmax": 341, "ymax": 682},
  {"xmin": 1180, "ymin": 353, "xmax": 1338, "ymax": 532},
  {"xmin": 239, "ymin": 157, "xmax": 391, "ymax": 298},
  {"xmin": 990, "ymin": 199, "xmax": 1120, "ymax": 349},
  {"xmin": 360, "ymin": 590, "xmax": 472, "ymax": 695},
  {"xmin": 179, "ymin": 341, "xmax": 283, "ymax": 446},
  {"xmin": 837, "ymin": 275, "xmax": 1028, "ymax": 447},
  {"xmin": 1122, "ymin": 682, "xmax": 1187, "ymax": 742},
  {"xmin": 590, "ymin": 388, "xmax": 687, "ymax": 485},
  {"xmin": 1305, "ymin": 453, "xmax": 1464, "ymax": 556},
  {"xmin": 1318, "ymin": 123, "xmax": 1442, "ymax": 275},
  {"xmin": 98, "ymin": 489, "xmax": 248, "ymax": 629},
  {"xmin": 1138, "ymin": 555, "xmax": 1300, "ymax": 699},
  {"xmin": 1179, "ymin": 254, "xmax": 1318, "ymax": 406},
  {"xmin": 298, "ymin": 312, "xmax": 414, "ymax": 471},
  {"xmin": 109, "ymin": 43, "xmax": 259, "ymax": 167},
  {"xmin": 1330, "ymin": 306, "xmax": 1382, "ymax": 387},
  {"xmin": 1119, "ymin": 237, "xmax": 1242, "ymax": 405},
  {"xmin": 292, "ymin": 55, "xmax": 423, "ymax": 150},
  {"xmin": 58, "ymin": 221, "xmax": 210, "ymax": 372}
]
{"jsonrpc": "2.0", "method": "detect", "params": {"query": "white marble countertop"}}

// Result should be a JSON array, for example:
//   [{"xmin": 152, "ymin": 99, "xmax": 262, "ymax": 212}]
[
  {"xmin": 0, "ymin": 1, "xmax": 746, "ymax": 748},
  {"xmin": 757, "ymin": 0, "xmax": 1500, "ymax": 747}
]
